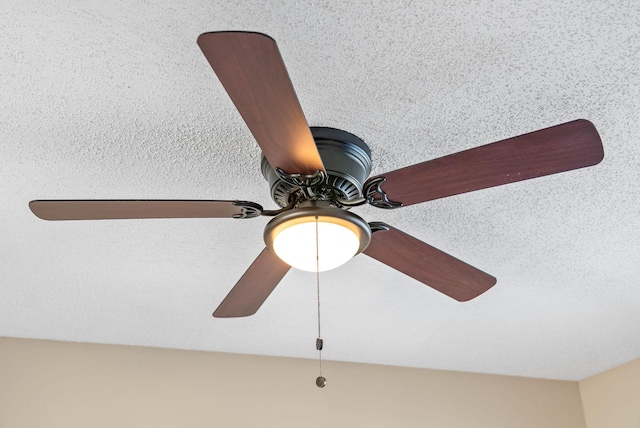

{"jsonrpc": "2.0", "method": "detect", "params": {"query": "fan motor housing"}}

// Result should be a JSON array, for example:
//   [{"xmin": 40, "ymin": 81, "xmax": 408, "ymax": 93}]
[{"xmin": 261, "ymin": 127, "xmax": 373, "ymax": 207}]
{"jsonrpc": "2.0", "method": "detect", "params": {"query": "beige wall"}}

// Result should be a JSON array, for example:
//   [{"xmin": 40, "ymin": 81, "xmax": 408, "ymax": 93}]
[
  {"xmin": 0, "ymin": 337, "xmax": 585, "ymax": 428},
  {"xmin": 579, "ymin": 358, "xmax": 640, "ymax": 428}
]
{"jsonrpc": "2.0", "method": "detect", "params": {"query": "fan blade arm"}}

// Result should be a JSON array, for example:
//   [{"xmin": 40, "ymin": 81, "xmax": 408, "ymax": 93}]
[
  {"xmin": 213, "ymin": 248, "xmax": 291, "ymax": 318},
  {"xmin": 29, "ymin": 200, "xmax": 263, "ymax": 221},
  {"xmin": 368, "ymin": 119, "xmax": 604, "ymax": 207},
  {"xmin": 363, "ymin": 222, "xmax": 496, "ymax": 301},
  {"xmin": 198, "ymin": 31, "xmax": 324, "ymax": 176}
]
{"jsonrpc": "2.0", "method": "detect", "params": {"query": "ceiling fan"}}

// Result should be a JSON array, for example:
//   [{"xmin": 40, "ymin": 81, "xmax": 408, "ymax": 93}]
[{"xmin": 29, "ymin": 31, "xmax": 604, "ymax": 318}]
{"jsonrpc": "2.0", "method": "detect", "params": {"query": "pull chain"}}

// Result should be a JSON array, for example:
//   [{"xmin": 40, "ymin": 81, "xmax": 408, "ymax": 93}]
[{"xmin": 315, "ymin": 216, "xmax": 326, "ymax": 388}]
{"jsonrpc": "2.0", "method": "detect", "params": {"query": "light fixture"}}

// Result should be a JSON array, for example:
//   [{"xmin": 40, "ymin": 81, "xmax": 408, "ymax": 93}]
[{"xmin": 264, "ymin": 205, "xmax": 371, "ymax": 272}]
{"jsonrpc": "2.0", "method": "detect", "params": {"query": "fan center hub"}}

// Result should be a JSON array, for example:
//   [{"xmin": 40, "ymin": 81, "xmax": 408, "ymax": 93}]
[{"xmin": 261, "ymin": 127, "xmax": 373, "ymax": 207}]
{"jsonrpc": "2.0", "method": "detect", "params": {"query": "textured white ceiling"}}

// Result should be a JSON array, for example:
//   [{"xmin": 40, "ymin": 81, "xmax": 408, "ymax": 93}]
[{"xmin": 2, "ymin": 0, "xmax": 639, "ymax": 381}]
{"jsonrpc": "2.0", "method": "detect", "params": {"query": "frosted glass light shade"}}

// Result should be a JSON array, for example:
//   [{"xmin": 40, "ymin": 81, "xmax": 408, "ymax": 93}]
[
  {"xmin": 264, "ymin": 207, "xmax": 371, "ymax": 272},
  {"xmin": 273, "ymin": 221, "xmax": 359, "ymax": 271}
]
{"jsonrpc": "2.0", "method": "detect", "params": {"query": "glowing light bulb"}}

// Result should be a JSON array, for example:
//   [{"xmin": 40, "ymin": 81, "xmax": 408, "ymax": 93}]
[
  {"xmin": 264, "ymin": 207, "xmax": 371, "ymax": 272},
  {"xmin": 273, "ymin": 220, "xmax": 360, "ymax": 271}
]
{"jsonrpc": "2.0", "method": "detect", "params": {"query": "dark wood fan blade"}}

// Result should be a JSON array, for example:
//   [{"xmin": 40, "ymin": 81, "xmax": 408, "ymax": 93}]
[
  {"xmin": 363, "ymin": 223, "xmax": 496, "ymax": 301},
  {"xmin": 370, "ymin": 119, "xmax": 604, "ymax": 207},
  {"xmin": 198, "ymin": 31, "xmax": 324, "ymax": 175},
  {"xmin": 214, "ymin": 248, "xmax": 291, "ymax": 318},
  {"xmin": 29, "ymin": 200, "xmax": 262, "ymax": 220}
]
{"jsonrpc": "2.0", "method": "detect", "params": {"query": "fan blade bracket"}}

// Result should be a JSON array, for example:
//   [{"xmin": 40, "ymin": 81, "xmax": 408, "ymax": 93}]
[
  {"xmin": 363, "ymin": 177, "xmax": 403, "ymax": 209},
  {"xmin": 274, "ymin": 167, "xmax": 326, "ymax": 188},
  {"xmin": 368, "ymin": 221, "xmax": 391, "ymax": 233},
  {"xmin": 231, "ymin": 201, "xmax": 264, "ymax": 219}
]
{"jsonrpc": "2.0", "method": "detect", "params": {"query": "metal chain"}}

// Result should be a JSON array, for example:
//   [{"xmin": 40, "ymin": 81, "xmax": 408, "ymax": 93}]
[{"xmin": 315, "ymin": 216, "xmax": 322, "ymax": 376}]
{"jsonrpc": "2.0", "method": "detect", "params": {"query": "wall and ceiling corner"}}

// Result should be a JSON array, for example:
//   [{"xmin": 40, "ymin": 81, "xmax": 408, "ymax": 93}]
[
  {"xmin": 579, "ymin": 358, "xmax": 640, "ymax": 428},
  {"xmin": 0, "ymin": 337, "xmax": 588, "ymax": 428}
]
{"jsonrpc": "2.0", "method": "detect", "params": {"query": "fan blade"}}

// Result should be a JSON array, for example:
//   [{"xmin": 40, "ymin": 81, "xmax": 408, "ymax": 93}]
[
  {"xmin": 29, "ymin": 200, "xmax": 263, "ymax": 221},
  {"xmin": 370, "ymin": 119, "xmax": 604, "ymax": 207},
  {"xmin": 363, "ymin": 223, "xmax": 496, "ymax": 301},
  {"xmin": 214, "ymin": 248, "xmax": 291, "ymax": 318},
  {"xmin": 198, "ymin": 31, "xmax": 324, "ymax": 175}
]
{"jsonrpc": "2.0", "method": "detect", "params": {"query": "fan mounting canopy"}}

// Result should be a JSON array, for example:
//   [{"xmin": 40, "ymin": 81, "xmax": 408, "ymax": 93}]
[{"xmin": 261, "ymin": 127, "xmax": 373, "ymax": 207}]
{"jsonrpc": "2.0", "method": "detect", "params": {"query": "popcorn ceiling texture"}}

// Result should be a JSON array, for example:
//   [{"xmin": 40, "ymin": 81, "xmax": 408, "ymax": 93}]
[{"xmin": 1, "ymin": 0, "xmax": 639, "ymax": 380}]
